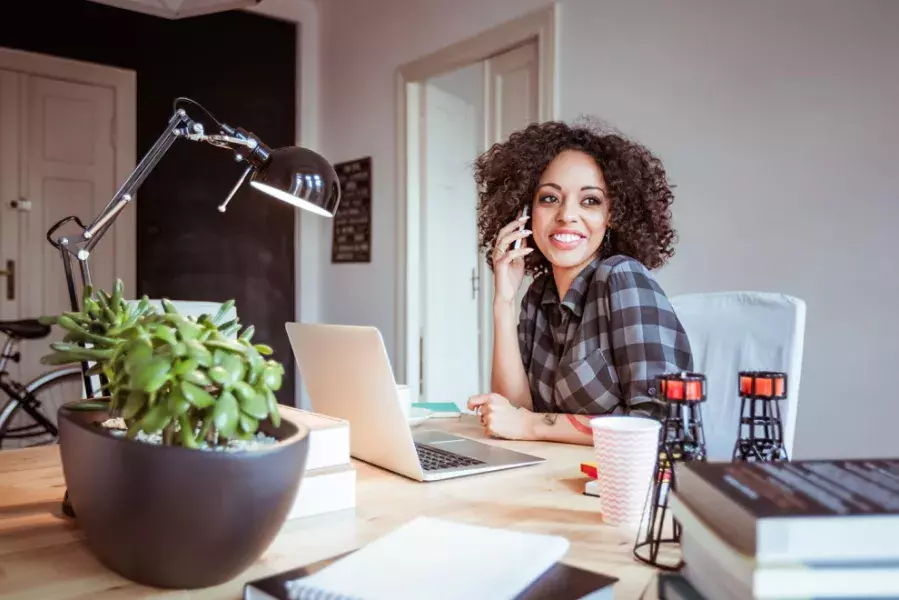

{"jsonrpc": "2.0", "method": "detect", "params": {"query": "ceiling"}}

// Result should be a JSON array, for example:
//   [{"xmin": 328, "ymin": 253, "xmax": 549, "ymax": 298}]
[{"xmin": 86, "ymin": 0, "xmax": 263, "ymax": 19}]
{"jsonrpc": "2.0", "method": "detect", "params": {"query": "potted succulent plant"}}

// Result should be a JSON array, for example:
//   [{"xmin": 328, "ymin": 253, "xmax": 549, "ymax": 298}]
[{"xmin": 41, "ymin": 280, "xmax": 310, "ymax": 589}]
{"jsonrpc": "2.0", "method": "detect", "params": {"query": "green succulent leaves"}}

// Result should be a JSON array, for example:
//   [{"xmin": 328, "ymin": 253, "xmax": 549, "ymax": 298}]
[{"xmin": 40, "ymin": 281, "xmax": 285, "ymax": 449}]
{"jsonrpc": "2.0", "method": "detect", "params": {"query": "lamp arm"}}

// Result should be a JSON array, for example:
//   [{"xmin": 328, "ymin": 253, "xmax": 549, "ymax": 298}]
[
  {"xmin": 81, "ymin": 109, "xmax": 191, "ymax": 252},
  {"xmin": 50, "ymin": 108, "xmax": 262, "ymax": 258},
  {"xmin": 45, "ymin": 105, "xmax": 261, "ymax": 397}
]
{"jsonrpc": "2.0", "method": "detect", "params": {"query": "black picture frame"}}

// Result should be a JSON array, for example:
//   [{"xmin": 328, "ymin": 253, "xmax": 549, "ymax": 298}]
[{"xmin": 331, "ymin": 157, "xmax": 372, "ymax": 264}]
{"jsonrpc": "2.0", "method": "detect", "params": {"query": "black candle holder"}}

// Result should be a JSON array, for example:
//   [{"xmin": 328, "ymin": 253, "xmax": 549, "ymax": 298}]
[
  {"xmin": 732, "ymin": 371, "xmax": 789, "ymax": 462},
  {"xmin": 633, "ymin": 372, "xmax": 708, "ymax": 571}
]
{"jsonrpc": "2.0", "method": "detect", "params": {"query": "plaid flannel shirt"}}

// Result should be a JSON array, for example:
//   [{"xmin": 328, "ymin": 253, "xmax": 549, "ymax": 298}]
[{"xmin": 518, "ymin": 254, "xmax": 693, "ymax": 419}]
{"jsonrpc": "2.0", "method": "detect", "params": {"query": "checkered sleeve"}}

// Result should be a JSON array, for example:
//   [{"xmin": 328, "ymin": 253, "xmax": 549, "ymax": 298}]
[
  {"xmin": 606, "ymin": 260, "xmax": 693, "ymax": 419},
  {"xmin": 517, "ymin": 282, "xmax": 540, "ymax": 370}
]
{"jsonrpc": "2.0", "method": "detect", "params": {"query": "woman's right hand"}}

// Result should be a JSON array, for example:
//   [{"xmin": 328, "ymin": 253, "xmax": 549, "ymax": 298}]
[{"xmin": 492, "ymin": 214, "xmax": 533, "ymax": 307}]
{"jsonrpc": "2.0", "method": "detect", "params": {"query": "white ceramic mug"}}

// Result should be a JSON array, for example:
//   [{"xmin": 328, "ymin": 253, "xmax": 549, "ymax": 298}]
[{"xmin": 396, "ymin": 384, "xmax": 411, "ymax": 419}]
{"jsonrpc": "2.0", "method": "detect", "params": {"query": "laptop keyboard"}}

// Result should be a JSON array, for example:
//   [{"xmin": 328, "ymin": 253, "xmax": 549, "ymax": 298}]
[{"xmin": 415, "ymin": 443, "xmax": 485, "ymax": 472}]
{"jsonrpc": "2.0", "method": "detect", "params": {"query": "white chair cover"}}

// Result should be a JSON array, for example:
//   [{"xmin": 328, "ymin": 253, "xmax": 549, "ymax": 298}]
[{"xmin": 670, "ymin": 291, "xmax": 806, "ymax": 461}]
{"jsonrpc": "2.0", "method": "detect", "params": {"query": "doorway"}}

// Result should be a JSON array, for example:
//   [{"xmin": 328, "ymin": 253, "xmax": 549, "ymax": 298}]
[
  {"xmin": 0, "ymin": 48, "xmax": 135, "ymax": 383},
  {"xmin": 397, "ymin": 7, "xmax": 556, "ymax": 407},
  {"xmin": 421, "ymin": 61, "xmax": 484, "ymax": 406}
]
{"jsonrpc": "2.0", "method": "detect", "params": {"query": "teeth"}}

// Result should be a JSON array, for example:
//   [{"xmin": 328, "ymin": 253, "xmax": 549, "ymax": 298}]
[{"xmin": 552, "ymin": 234, "xmax": 581, "ymax": 243}]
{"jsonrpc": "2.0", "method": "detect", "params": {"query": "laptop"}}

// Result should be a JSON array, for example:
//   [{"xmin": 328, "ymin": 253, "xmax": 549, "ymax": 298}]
[{"xmin": 285, "ymin": 323, "xmax": 544, "ymax": 482}]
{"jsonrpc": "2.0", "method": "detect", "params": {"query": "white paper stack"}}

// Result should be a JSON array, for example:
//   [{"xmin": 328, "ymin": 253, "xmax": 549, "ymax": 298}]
[
  {"xmin": 279, "ymin": 406, "xmax": 355, "ymax": 521},
  {"xmin": 282, "ymin": 517, "xmax": 572, "ymax": 600}
]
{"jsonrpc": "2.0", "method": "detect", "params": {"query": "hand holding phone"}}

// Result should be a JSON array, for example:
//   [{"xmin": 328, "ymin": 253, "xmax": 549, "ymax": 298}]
[{"xmin": 512, "ymin": 205, "xmax": 529, "ymax": 250}]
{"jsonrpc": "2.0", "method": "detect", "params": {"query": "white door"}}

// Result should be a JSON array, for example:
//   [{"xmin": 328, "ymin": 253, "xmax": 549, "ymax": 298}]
[
  {"xmin": 478, "ymin": 41, "xmax": 540, "ymax": 392},
  {"xmin": 0, "ymin": 70, "xmax": 22, "ymax": 382},
  {"xmin": 0, "ymin": 70, "xmax": 118, "ymax": 383},
  {"xmin": 420, "ymin": 62, "xmax": 485, "ymax": 406}
]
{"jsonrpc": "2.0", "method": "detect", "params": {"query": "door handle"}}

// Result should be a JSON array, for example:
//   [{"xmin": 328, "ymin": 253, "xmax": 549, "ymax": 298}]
[
  {"xmin": 9, "ymin": 198, "xmax": 32, "ymax": 212},
  {"xmin": 0, "ymin": 260, "xmax": 14, "ymax": 300}
]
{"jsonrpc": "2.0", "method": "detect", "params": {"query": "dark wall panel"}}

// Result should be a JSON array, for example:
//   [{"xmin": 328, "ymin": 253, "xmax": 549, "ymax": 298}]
[{"xmin": 0, "ymin": 0, "xmax": 298, "ymax": 404}]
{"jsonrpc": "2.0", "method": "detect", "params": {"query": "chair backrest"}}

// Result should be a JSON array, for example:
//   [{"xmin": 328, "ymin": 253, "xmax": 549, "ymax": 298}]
[
  {"xmin": 143, "ymin": 300, "xmax": 237, "ymax": 324},
  {"xmin": 670, "ymin": 291, "xmax": 806, "ymax": 461}
]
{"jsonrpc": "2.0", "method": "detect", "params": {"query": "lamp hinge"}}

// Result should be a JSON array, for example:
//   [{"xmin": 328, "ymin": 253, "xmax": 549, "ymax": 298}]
[{"xmin": 419, "ymin": 334, "xmax": 424, "ymax": 396}]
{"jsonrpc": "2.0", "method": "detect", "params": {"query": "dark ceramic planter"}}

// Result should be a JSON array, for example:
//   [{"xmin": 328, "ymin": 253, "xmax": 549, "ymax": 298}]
[{"xmin": 57, "ymin": 400, "xmax": 309, "ymax": 589}]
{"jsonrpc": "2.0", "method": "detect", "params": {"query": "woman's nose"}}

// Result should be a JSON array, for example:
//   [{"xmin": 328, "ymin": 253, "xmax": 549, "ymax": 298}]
[{"xmin": 554, "ymin": 198, "xmax": 579, "ymax": 223}]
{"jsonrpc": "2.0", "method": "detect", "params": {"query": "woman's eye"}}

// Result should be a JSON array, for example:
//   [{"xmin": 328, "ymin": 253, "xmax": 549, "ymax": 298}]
[
  {"xmin": 538, "ymin": 194, "xmax": 558, "ymax": 203},
  {"xmin": 583, "ymin": 196, "xmax": 602, "ymax": 206}
]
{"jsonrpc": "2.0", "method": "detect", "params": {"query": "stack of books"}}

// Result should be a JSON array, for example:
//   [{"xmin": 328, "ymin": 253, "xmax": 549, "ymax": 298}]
[
  {"xmin": 581, "ymin": 461, "xmax": 600, "ymax": 497},
  {"xmin": 660, "ymin": 458, "xmax": 899, "ymax": 599},
  {"xmin": 279, "ymin": 406, "xmax": 355, "ymax": 521}
]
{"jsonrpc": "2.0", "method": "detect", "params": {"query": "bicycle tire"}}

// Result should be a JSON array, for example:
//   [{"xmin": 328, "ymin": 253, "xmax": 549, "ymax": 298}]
[{"xmin": 0, "ymin": 366, "xmax": 83, "ymax": 450}]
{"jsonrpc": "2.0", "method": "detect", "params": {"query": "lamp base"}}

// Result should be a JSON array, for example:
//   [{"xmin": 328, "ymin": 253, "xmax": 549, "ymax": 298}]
[{"xmin": 62, "ymin": 490, "xmax": 76, "ymax": 518}]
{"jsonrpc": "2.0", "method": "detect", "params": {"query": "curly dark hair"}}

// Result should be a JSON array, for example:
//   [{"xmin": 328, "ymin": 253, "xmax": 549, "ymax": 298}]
[{"xmin": 475, "ymin": 119, "xmax": 677, "ymax": 277}]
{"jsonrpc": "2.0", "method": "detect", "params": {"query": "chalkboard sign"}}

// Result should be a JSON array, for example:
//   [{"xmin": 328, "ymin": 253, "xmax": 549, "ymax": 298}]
[{"xmin": 331, "ymin": 157, "xmax": 372, "ymax": 263}]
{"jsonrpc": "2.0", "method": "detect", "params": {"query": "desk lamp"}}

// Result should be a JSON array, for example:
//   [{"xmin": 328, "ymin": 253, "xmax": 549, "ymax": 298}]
[
  {"xmin": 46, "ymin": 98, "xmax": 340, "ymax": 520},
  {"xmin": 46, "ymin": 97, "xmax": 340, "ymax": 397}
]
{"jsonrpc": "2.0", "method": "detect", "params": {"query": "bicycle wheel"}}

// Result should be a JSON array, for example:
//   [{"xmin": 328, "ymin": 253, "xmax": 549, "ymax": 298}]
[{"xmin": 0, "ymin": 366, "xmax": 84, "ymax": 450}]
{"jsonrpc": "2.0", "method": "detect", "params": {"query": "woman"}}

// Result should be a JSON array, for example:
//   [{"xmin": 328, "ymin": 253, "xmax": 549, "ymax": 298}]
[{"xmin": 467, "ymin": 119, "xmax": 692, "ymax": 446}]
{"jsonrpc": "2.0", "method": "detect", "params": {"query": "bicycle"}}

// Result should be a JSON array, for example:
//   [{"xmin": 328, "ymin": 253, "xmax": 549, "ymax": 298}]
[{"xmin": 0, "ymin": 319, "xmax": 84, "ymax": 450}]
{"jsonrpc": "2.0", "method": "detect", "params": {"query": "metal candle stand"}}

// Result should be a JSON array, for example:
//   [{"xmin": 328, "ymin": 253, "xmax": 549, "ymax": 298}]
[
  {"xmin": 633, "ymin": 372, "xmax": 708, "ymax": 571},
  {"xmin": 732, "ymin": 371, "xmax": 789, "ymax": 462}
]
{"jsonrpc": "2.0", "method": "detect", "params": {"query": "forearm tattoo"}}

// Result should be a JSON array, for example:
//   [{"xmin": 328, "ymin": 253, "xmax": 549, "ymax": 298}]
[
  {"xmin": 540, "ymin": 413, "xmax": 592, "ymax": 436},
  {"xmin": 566, "ymin": 414, "xmax": 593, "ymax": 435}
]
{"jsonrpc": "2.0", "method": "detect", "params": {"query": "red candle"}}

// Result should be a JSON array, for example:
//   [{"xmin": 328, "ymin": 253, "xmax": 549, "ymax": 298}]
[
  {"xmin": 740, "ymin": 373, "xmax": 786, "ymax": 398},
  {"xmin": 685, "ymin": 380, "xmax": 703, "ymax": 401},
  {"xmin": 664, "ymin": 380, "xmax": 684, "ymax": 400}
]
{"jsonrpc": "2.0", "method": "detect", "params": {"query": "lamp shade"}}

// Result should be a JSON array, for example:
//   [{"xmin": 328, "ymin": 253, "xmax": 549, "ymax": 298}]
[{"xmin": 249, "ymin": 147, "xmax": 341, "ymax": 217}]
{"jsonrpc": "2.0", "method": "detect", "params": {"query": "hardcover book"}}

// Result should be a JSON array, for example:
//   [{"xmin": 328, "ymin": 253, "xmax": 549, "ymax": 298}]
[{"xmin": 674, "ymin": 458, "xmax": 899, "ymax": 562}]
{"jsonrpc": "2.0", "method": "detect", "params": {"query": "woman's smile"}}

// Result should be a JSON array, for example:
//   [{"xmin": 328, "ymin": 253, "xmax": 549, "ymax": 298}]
[{"xmin": 548, "ymin": 228, "xmax": 588, "ymax": 251}]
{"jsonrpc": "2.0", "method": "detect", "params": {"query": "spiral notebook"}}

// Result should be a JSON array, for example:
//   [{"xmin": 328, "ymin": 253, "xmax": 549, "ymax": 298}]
[{"xmin": 245, "ymin": 517, "xmax": 582, "ymax": 600}]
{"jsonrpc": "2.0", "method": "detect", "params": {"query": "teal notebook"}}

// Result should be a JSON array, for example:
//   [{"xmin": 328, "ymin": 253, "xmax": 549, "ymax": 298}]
[{"xmin": 412, "ymin": 402, "xmax": 462, "ymax": 418}]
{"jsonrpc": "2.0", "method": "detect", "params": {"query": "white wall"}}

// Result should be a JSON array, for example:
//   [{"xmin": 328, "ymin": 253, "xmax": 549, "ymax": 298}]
[
  {"xmin": 558, "ymin": 0, "xmax": 899, "ymax": 459},
  {"xmin": 316, "ymin": 0, "xmax": 899, "ymax": 459},
  {"xmin": 316, "ymin": 0, "xmax": 552, "ymax": 379}
]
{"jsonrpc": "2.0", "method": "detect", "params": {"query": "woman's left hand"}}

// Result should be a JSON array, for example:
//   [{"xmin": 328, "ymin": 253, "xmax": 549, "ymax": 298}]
[{"xmin": 467, "ymin": 393, "xmax": 536, "ymax": 441}]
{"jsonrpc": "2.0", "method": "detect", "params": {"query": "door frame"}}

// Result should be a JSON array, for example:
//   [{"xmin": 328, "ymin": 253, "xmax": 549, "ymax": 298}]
[
  {"xmin": 0, "ymin": 47, "xmax": 137, "ymax": 296},
  {"xmin": 395, "ymin": 6, "xmax": 558, "ymax": 403}
]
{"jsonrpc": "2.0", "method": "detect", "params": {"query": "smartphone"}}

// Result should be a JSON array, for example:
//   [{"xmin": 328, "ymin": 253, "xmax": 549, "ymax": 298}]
[{"xmin": 513, "ymin": 205, "xmax": 529, "ymax": 250}]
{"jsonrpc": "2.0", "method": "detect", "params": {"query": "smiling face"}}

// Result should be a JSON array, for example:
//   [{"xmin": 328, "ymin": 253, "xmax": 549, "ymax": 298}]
[{"xmin": 530, "ymin": 149, "xmax": 611, "ymax": 277}]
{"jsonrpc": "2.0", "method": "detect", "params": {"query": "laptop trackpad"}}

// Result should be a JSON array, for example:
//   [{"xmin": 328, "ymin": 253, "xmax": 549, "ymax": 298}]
[{"xmin": 412, "ymin": 429, "xmax": 466, "ymax": 444}]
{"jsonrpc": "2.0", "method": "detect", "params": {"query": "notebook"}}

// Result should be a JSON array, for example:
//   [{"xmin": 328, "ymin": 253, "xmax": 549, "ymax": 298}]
[
  {"xmin": 411, "ymin": 402, "xmax": 461, "ymax": 418},
  {"xmin": 245, "ymin": 551, "xmax": 617, "ymax": 600},
  {"xmin": 254, "ymin": 517, "xmax": 571, "ymax": 600}
]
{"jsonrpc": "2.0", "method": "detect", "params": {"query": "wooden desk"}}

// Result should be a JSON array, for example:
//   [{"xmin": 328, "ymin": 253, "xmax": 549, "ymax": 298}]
[{"xmin": 0, "ymin": 416, "xmax": 663, "ymax": 599}]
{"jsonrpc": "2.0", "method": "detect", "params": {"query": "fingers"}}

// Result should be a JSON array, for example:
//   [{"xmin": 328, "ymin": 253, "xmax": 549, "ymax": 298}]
[
  {"xmin": 497, "ymin": 228, "xmax": 532, "ymax": 253},
  {"xmin": 483, "ymin": 415, "xmax": 504, "ymax": 439},
  {"xmin": 493, "ymin": 216, "xmax": 532, "ymax": 261},
  {"xmin": 495, "ymin": 247, "xmax": 534, "ymax": 265},
  {"xmin": 497, "ymin": 213, "xmax": 530, "ymax": 239},
  {"xmin": 467, "ymin": 393, "xmax": 505, "ymax": 411},
  {"xmin": 466, "ymin": 394, "xmax": 490, "ymax": 410}
]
